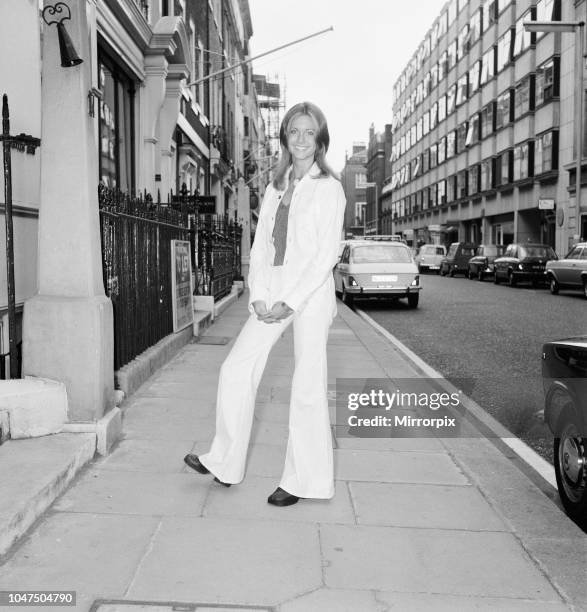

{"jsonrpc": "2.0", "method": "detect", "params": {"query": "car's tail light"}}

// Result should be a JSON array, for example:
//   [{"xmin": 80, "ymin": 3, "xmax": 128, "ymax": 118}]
[{"xmin": 411, "ymin": 276, "xmax": 419, "ymax": 286}]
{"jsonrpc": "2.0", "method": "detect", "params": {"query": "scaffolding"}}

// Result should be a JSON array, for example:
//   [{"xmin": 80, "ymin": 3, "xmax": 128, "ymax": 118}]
[{"xmin": 253, "ymin": 73, "xmax": 285, "ymax": 159}]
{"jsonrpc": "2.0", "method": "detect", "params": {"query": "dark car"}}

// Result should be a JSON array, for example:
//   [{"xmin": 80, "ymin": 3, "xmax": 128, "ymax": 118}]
[
  {"xmin": 545, "ymin": 242, "xmax": 587, "ymax": 298},
  {"xmin": 439, "ymin": 242, "xmax": 477, "ymax": 277},
  {"xmin": 542, "ymin": 336, "xmax": 587, "ymax": 528},
  {"xmin": 467, "ymin": 244, "xmax": 506, "ymax": 281},
  {"xmin": 494, "ymin": 243, "xmax": 557, "ymax": 287}
]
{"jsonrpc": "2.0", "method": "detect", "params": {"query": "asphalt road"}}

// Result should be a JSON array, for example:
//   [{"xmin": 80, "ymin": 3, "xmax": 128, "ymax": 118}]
[{"xmin": 355, "ymin": 272, "xmax": 587, "ymax": 460}]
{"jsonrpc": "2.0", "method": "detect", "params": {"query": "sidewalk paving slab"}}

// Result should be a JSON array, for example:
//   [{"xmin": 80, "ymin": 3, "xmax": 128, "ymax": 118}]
[{"xmin": 1, "ymin": 291, "xmax": 585, "ymax": 611}]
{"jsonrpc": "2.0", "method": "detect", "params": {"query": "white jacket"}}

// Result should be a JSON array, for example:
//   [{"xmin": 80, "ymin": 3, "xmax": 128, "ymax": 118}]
[{"xmin": 248, "ymin": 163, "xmax": 347, "ymax": 314}]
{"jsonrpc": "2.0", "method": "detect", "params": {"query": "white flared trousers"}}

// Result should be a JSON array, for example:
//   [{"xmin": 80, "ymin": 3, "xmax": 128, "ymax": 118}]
[{"xmin": 199, "ymin": 267, "xmax": 335, "ymax": 498}]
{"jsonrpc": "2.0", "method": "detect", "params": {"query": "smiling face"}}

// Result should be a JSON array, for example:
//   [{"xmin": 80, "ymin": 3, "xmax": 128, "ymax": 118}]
[{"xmin": 286, "ymin": 114, "xmax": 318, "ymax": 164}]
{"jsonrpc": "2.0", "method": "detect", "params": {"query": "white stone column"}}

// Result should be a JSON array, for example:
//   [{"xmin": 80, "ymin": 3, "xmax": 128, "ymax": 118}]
[
  {"xmin": 142, "ymin": 54, "xmax": 168, "ymax": 196},
  {"xmin": 236, "ymin": 177, "xmax": 251, "ymax": 281},
  {"xmin": 158, "ymin": 64, "xmax": 189, "ymax": 198},
  {"xmin": 22, "ymin": 0, "xmax": 114, "ymax": 422}
]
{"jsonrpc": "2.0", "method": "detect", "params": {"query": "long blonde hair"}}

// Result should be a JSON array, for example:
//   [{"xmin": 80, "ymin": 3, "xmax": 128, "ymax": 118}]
[{"xmin": 272, "ymin": 101, "xmax": 336, "ymax": 190}]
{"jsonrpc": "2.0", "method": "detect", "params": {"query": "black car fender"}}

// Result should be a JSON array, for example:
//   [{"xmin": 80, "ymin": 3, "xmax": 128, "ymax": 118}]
[{"xmin": 543, "ymin": 379, "xmax": 585, "ymax": 435}]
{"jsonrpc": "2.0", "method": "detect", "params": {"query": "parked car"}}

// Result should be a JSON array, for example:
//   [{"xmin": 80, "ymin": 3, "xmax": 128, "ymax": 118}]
[
  {"xmin": 467, "ymin": 244, "xmax": 506, "ymax": 281},
  {"xmin": 494, "ymin": 243, "xmax": 557, "ymax": 287},
  {"xmin": 542, "ymin": 336, "xmax": 587, "ymax": 528},
  {"xmin": 545, "ymin": 242, "xmax": 587, "ymax": 298},
  {"xmin": 334, "ymin": 240, "xmax": 421, "ymax": 308},
  {"xmin": 439, "ymin": 242, "xmax": 477, "ymax": 277},
  {"xmin": 415, "ymin": 244, "xmax": 446, "ymax": 273}
]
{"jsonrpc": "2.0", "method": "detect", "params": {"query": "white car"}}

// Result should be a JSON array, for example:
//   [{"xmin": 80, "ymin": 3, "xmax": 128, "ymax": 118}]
[
  {"xmin": 334, "ymin": 240, "xmax": 421, "ymax": 308},
  {"xmin": 415, "ymin": 244, "xmax": 446, "ymax": 273}
]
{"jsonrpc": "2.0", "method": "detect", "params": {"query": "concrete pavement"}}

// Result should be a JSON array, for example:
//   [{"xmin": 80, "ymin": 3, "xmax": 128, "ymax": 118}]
[{"xmin": 0, "ymin": 292, "xmax": 586, "ymax": 612}]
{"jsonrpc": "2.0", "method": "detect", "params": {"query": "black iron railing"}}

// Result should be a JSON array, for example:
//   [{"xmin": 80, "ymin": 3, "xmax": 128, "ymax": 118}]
[
  {"xmin": 99, "ymin": 184, "xmax": 243, "ymax": 370},
  {"xmin": 99, "ymin": 184, "xmax": 193, "ymax": 370},
  {"xmin": 196, "ymin": 215, "xmax": 242, "ymax": 300}
]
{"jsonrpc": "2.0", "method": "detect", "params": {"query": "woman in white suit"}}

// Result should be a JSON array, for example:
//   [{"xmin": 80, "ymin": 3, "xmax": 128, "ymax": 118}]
[{"xmin": 184, "ymin": 101, "xmax": 346, "ymax": 506}]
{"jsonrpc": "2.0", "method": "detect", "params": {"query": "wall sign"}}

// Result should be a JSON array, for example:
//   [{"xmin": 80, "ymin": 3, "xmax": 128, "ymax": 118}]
[{"xmin": 171, "ymin": 240, "xmax": 194, "ymax": 332}]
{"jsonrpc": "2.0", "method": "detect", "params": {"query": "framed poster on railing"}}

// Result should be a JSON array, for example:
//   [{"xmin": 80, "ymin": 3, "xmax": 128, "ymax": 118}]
[{"xmin": 171, "ymin": 239, "xmax": 194, "ymax": 332}]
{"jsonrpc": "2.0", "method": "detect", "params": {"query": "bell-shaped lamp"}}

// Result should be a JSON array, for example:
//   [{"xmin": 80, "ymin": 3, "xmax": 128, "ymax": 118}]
[{"xmin": 56, "ymin": 22, "xmax": 83, "ymax": 67}]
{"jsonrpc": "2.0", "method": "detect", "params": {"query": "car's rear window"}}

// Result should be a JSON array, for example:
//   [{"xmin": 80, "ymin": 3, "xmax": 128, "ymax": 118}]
[
  {"xmin": 483, "ymin": 246, "xmax": 503, "ymax": 256},
  {"xmin": 422, "ymin": 246, "xmax": 444, "ymax": 255},
  {"xmin": 352, "ymin": 245, "xmax": 412, "ymax": 264},
  {"xmin": 519, "ymin": 246, "xmax": 556, "ymax": 259}
]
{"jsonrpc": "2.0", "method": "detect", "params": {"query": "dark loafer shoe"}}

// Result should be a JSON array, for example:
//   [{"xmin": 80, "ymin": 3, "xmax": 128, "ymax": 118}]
[
  {"xmin": 184, "ymin": 454, "xmax": 231, "ymax": 487},
  {"xmin": 214, "ymin": 477, "xmax": 232, "ymax": 488},
  {"xmin": 267, "ymin": 487, "xmax": 300, "ymax": 507},
  {"xmin": 183, "ymin": 454, "xmax": 210, "ymax": 475}
]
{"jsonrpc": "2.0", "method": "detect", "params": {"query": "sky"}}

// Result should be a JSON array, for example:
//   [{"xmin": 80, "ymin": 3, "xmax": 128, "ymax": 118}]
[{"xmin": 248, "ymin": 0, "xmax": 450, "ymax": 172}]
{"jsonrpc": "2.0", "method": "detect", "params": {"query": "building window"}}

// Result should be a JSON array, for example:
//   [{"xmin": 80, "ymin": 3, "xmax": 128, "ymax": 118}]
[
  {"xmin": 98, "ymin": 53, "xmax": 135, "ymax": 192},
  {"xmin": 439, "ymin": 52, "xmax": 448, "ymax": 81},
  {"xmin": 496, "ymin": 29, "xmax": 513, "ymax": 72},
  {"xmin": 446, "ymin": 175, "xmax": 456, "ymax": 201},
  {"xmin": 495, "ymin": 149, "xmax": 513, "ymax": 185},
  {"xmin": 448, "ymin": 0, "xmax": 458, "ymax": 24},
  {"xmin": 447, "ymin": 131, "xmax": 456, "ymax": 159},
  {"xmin": 458, "ymin": 25, "xmax": 471, "ymax": 61},
  {"xmin": 438, "ymin": 95, "xmax": 447, "ymax": 123},
  {"xmin": 355, "ymin": 172, "xmax": 367, "ymax": 188},
  {"xmin": 514, "ymin": 74, "xmax": 535, "ymax": 119},
  {"xmin": 513, "ymin": 141, "xmax": 533, "ymax": 180},
  {"xmin": 416, "ymin": 118, "xmax": 423, "ymax": 141},
  {"xmin": 480, "ymin": 158, "xmax": 493, "ymax": 190},
  {"xmin": 535, "ymin": 0, "xmax": 561, "ymax": 25},
  {"xmin": 457, "ymin": 169, "xmax": 468, "ymax": 197},
  {"xmin": 447, "ymin": 84, "xmax": 457, "ymax": 115},
  {"xmin": 513, "ymin": 11, "xmax": 534, "ymax": 57},
  {"xmin": 480, "ymin": 101, "xmax": 495, "ymax": 138},
  {"xmin": 495, "ymin": 89, "xmax": 513, "ymax": 129},
  {"xmin": 438, "ymin": 136, "xmax": 447, "ymax": 164},
  {"xmin": 482, "ymin": 0, "xmax": 497, "ymax": 30},
  {"xmin": 456, "ymin": 74, "xmax": 468, "ymax": 107},
  {"xmin": 437, "ymin": 179, "xmax": 447, "ymax": 205},
  {"xmin": 534, "ymin": 131, "xmax": 558, "ymax": 173},
  {"xmin": 480, "ymin": 47, "xmax": 496, "ymax": 85},
  {"xmin": 469, "ymin": 61, "xmax": 481, "ymax": 95},
  {"xmin": 469, "ymin": 164, "xmax": 480, "ymax": 195},
  {"xmin": 465, "ymin": 113, "xmax": 480, "ymax": 146},
  {"xmin": 429, "ymin": 143, "xmax": 438, "ymax": 169},
  {"xmin": 429, "ymin": 182, "xmax": 438, "ymax": 207},
  {"xmin": 535, "ymin": 57, "xmax": 559, "ymax": 106},
  {"xmin": 448, "ymin": 40, "xmax": 458, "ymax": 70},
  {"xmin": 456, "ymin": 121, "xmax": 468, "ymax": 152},
  {"xmin": 423, "ymin": 111, "xmax": 430, "ymax": 135},
  {"xmin": 430, "ymin": 102, "xmax": 438, "ymax": 129},
  {"xmin": 422, "ymin": 149, "xmax": 430, "ymax": 173},
  {"xmin": 431, "ymin": 64, "xmax": 439, "ymax": 89},
  {"xmin": 470, "ymin": 9, "xmax": 482, "ymax": 44}
]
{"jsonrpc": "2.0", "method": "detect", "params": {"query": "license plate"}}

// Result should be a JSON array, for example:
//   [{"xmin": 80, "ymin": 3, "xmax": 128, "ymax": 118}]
[{"xmin": 372, "ymin": 275, "xmax": 397, "ymax": 282}]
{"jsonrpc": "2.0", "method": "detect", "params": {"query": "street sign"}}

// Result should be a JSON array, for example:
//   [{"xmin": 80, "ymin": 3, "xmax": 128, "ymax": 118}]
[{"xmin": 538, "ymin": 198, "xmax": 555, "ymax": 210}]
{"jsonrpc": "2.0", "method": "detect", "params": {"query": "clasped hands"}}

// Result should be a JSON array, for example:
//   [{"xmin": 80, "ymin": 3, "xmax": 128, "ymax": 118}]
[{"xmin": 252, "ymin": 300, "xmax": 294, "ymax": 323}]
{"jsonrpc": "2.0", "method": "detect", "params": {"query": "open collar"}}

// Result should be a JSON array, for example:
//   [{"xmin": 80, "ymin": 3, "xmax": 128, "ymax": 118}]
[{"xmin": 282, "ymin": 161, "xmax": 320, "ymax": 191}]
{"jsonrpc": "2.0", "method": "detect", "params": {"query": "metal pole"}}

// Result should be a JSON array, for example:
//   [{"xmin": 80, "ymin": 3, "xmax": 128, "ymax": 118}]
[
  {"xmin": 186, "ymin": 27, "xmax": 333, "ymax": 87},
  {"xmin": 576, "ymin": 23, "xmax": 585, "ymax": 237},
  {"xmin": 2, "ymin": 95, "xmax": 18, "ymax": 378}
]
